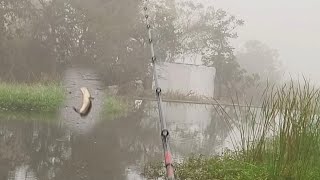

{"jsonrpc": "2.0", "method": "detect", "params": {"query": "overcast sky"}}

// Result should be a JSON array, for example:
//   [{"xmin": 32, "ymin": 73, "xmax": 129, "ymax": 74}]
[{"xmin": 196, "ymin": 0, "xmax": 320, "ymax": 83}]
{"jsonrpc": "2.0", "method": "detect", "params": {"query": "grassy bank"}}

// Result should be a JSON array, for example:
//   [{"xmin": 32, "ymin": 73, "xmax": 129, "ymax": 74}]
[
  {"xmin": 143, "ymin": 80, "xmax": 320, "ymax": 179},
  {"xmin": 0, "ymin": 82, "xmax": 65, "ymax": 112},
  {"xmin": 144, "ymin": 154, "xmax": 269, "ymax": 180}
]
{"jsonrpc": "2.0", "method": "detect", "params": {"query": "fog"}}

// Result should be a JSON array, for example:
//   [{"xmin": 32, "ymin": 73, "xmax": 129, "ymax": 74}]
[
  {"xmin": 209, "ymin": 0, "xmax": 320, "ymax": 83},
  {"xmin": 1, "ymin": 0, "xmax": 320, "ymax": 179}
]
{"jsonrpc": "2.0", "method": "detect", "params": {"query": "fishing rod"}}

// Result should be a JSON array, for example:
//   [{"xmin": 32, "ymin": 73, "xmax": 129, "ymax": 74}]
[{"xmin": 142, "ymin": 1, "xmax": 175, "ymax": 179}]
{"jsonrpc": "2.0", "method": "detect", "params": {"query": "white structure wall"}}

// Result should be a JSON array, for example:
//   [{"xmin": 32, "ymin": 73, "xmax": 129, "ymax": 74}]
[{"xmin": 153, "ymin": 62, "xmax": 216, "ymax": 98}]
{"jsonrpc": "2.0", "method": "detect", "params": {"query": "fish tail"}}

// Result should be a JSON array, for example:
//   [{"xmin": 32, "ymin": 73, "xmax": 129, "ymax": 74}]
[{"xmin": 73, "ymin": 106, "xmax": 80, "ymax": 114}]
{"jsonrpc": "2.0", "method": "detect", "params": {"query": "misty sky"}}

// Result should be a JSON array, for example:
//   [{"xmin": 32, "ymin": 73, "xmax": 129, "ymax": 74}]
[{"xmin": 196, "ymin": 0, "xmax": 320, "ymax": 83}]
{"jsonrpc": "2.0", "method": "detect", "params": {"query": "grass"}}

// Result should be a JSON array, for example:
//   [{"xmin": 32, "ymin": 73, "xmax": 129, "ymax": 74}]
[
  {"xmin": 144, "ymin": 154, "xmax": 269, "ymax": 180},
  {"xmin": 143, "ymin": 79, "xmax": 320, "ymax": 179},
  {"xmin": 0, "ymin": 82, "xmax": 65, "ymax": 112},
  {"xmin": 102, "ymin": 95, "xmax": 131, "ymax": 119},
  {"xmin": 163, "ymin": 90, "xmax": 206, "ymax": 101}
]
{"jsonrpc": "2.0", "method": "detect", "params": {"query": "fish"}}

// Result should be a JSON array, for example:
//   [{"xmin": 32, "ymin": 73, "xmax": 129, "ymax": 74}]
[{"xmin": 73, "ymin": 87, "xmax": 94, "ymax": 117}]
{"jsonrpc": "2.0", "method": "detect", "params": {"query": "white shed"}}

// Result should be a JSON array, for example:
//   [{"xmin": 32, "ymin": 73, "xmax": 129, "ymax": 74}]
[{"xmin": 153, "ymin": 62, "xmax": 216, "ymax": 98}]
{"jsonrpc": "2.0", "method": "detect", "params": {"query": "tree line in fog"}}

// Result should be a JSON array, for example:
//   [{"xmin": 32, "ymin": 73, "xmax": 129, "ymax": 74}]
[{"xmin": 0, "ymin": 0, "xmax": 282, "ymax": 99}]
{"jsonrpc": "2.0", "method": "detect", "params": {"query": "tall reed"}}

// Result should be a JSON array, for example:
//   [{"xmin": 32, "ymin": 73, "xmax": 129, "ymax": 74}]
[{"xmin": 225, "ymin": 79, "xmax": 320, "ymax": 179}]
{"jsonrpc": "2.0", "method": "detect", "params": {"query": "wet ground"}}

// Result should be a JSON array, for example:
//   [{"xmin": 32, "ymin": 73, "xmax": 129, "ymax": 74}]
[{"xmin": 0, "ymin": 66, "xmax": 242, "ymax": 180}]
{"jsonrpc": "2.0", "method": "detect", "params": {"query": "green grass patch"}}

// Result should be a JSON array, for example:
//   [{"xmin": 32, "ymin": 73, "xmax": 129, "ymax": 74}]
[
  {"xmin": 102, "ymin": 95, "xmax": 130, "ymax": 119},
  {"xmin": 143, "ymin": 154, "xmax": 269, "ymax": 180},
  {"xmin": 141, "ymin": 89, "xmax": 208, "ymax": 101},
  {"xmin": 163, "ymin": 90, "xmax": 207, "ymax": 101},
  {"xmin": 0, "ymin": 82, "xmax": 65, "ymax": 112}
]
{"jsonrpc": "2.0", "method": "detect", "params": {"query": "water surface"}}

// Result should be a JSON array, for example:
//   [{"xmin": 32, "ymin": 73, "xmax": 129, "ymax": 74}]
[{"xmin": 0, "ymin": 67, "xmax": 243, "ymax": 180}]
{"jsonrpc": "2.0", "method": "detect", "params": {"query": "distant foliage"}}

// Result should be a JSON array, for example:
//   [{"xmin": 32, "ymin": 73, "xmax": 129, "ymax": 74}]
[
  {"xmin": 1, "ymin": 0, "xmax": 271, "ymax": 99},
  {"xmin": 236, "ymin": 40, "xmax": 283, "ymax": 83}
]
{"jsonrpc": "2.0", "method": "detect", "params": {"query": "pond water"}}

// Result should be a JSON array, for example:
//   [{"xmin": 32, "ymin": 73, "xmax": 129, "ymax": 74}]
[{"xmin": 0, "ymin": 66, "xmax": 248, "ymax": 180}]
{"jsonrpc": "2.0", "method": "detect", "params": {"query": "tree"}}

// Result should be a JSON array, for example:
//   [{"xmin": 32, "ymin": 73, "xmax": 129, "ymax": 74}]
[
  {"xmin": 0, "ymin": 0, "xmax": 57, "ymax": 81},
  {"xmin": 0, "ymin": 0, "xmax": 260, "ymax": 99},
  {"xmin": 0, "ymin": 0, "xmax": 180, "ymax": 92},
  {"xmin": 172, "ymin": 1, "xmax": 257, "ymax": 99},
  {"xmin": 236, "ymin": 40, "xmax": 283, "ymax": 83},
  {"xmin": 64, "ymin": 0, "xmax": 179, "ymax": 92}
]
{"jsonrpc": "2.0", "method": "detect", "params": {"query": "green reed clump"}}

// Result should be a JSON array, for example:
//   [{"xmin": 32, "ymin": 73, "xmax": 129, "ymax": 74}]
[
  {"xmin": 232, "ymin": 79, "xmax": 320, "ymax": 179},
  {"xmin": 103, "ymin": 95, "xmax": 130, "ymax": 119},
  {"xmin": 142, "ymin": 79, "xmax": 320, "ymax": 179},
  {"xmin": 0, "ymin": 82, "xmax": 65, "ymax": 112}
]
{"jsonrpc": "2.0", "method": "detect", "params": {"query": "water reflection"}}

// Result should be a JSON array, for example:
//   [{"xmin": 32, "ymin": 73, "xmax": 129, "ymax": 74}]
[
  {"xmin": 0, "ymin": 113, "xmax": 68, "ymax": 180},
  {"xmin": 144, "ymin": 102, "xmax": 235, "ymax": 158},
  {"xmin": 56, "ymin": 101, "xmax": 236, "ymax": 179},
  {"xmin": 0, "ymin": 92, "xmax": 252, "ymax": 179},
  {"xmin": 59, "ymin": 65, "xmax": 104, "ymax": 135},
  {"xmin": 8, "ymin": 165, "xmax": 37, "ymax": 180}
]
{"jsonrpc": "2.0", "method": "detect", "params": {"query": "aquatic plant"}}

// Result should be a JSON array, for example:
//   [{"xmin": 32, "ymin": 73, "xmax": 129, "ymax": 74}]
[{"xmin": 102, "ymin": 95, "xmax": 130, "ymax": 119}]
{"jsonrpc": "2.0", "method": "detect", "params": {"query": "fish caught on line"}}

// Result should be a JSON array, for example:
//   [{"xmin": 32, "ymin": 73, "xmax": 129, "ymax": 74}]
[{"xmin": 73, "ymin": 87, "xmax": 94, "ymax": 117}]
